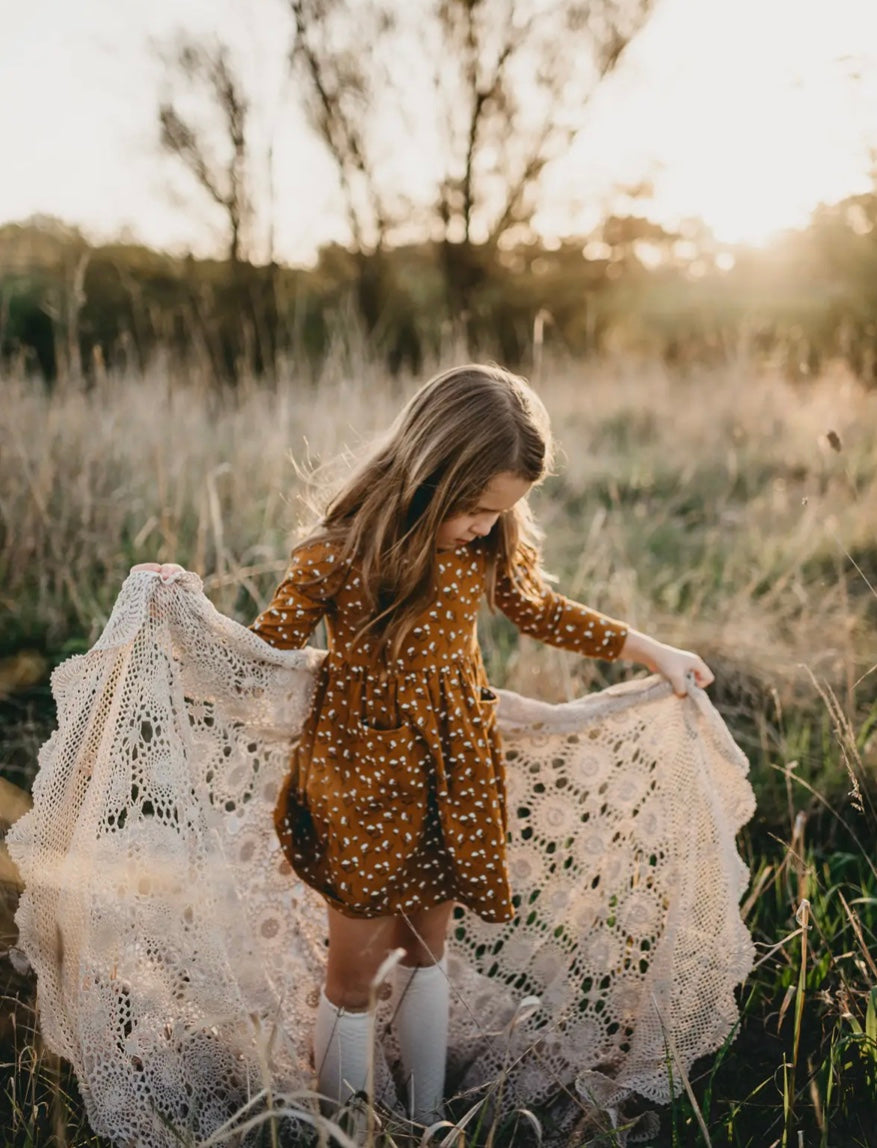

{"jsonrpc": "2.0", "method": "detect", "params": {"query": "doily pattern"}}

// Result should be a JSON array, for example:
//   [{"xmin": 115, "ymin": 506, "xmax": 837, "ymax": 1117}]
[{"xmin": 7, "ymin": 573, "xmax": 755, "ymax": 1145}]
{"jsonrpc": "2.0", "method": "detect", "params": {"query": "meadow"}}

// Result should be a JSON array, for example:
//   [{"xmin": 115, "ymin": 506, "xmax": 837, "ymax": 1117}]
[{"xmin": 1, "ymin": 355, "xmax": 875, "ymax": 1146}]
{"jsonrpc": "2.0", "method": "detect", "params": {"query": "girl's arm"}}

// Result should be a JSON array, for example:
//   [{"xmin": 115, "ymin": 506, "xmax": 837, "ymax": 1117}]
[
  {"xmin": 250, "ymin": 539, "xmax": 346, "ymax": 650},
  {"xmin": 494, "ymin": 548, "xmax": 628, "ymax": 659},
  {"xmin": 132, "ymin": 546, "xmax": 343, "ymax": 651},
  {"xmin": 494, "ymin": 544, "xmax": 712, "ymax": 695}
]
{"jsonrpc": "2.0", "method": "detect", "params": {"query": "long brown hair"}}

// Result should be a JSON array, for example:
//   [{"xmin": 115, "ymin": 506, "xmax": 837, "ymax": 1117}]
[{"xmin": 300, "ymin": 363, "xmax": 554, "ymax": 657}]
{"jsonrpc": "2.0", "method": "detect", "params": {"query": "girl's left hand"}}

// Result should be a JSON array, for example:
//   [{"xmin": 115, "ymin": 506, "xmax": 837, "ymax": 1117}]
[
  {"xmin": 131, "ymin": 562, "xmax": 187, "ymax": 582},
  {"xmin": 620, "ymin": 630, "xmax": 715, "ymax": 696},
  {"xmin": 648, "ymin": 644, "xmax": 714, "ymax": 696}
]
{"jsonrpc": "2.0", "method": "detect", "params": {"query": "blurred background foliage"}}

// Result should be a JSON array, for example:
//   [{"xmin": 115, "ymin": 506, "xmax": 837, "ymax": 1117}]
[{"xmin": 4, "ymin": 190, "xmax": 877, "ymax": 385}]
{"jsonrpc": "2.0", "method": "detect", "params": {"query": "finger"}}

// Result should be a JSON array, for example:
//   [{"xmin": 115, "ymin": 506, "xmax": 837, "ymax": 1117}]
[
  {"xmin": 131, "ymin": 563, "xmax": 161, "ymax": 573},
  {"xmin": 681, "ymin": 666, "xmax": 714, "ymax": 692},
  {"xmin": 672, "ymin": 673, "xmax": 690, "ymax": 697},
  {"xmin": 159, "ymin": 563, "xmax": 185, "ymax": 581}
]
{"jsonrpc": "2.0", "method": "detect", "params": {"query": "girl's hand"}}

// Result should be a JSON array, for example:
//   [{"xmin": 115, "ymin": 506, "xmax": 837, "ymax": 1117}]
[
  {"xmin": 130, "ymin": 562, "xmax": 187, "ymax": 582},
  {"xmin": 619, "ymin": 629, "xmax": 714, "ymax": 696}
]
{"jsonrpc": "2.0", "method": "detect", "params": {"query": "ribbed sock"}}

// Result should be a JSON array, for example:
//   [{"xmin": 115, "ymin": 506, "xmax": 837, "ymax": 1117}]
[
  {"xmin": 392, "ymin": 955, "xmax": 449, "ymax": 1125},
  {"xmin": 313, "ymin": 987, "xmax": 373, "ymax": 1111}
]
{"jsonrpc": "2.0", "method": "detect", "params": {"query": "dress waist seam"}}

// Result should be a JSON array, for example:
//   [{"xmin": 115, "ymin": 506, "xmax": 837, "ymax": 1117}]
[{"xmin": 324, "ymin": 654, "xmax": 480, "ymax": 675}]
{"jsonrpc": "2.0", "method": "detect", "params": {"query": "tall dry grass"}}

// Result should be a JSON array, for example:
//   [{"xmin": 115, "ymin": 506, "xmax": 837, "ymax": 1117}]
[
  {"xmin": 2, "ymin": 356, "xmax": 873, "ymax": 715},
  {"xmin": 2, "ymin": 355, "xmax": 877, "ymax": 1145}
]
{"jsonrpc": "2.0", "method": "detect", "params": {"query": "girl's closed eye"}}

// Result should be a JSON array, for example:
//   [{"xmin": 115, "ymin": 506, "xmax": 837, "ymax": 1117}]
[{"xmin": 436, "ymin": 472, "xmax": 532, "ymax": 551}]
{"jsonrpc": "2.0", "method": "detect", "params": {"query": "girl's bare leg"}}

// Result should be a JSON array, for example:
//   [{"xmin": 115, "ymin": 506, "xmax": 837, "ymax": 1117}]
[
  {"xmin": 324, "ymin": 900, "xmax": 456, "ymax": 1007},
  {"xmin": 392, "ymin": 900, "xmax": 455, "ymax": 966},
  {"xmin": 325, "ymin": 908, "xmax": 399, "ymax": 1009}
]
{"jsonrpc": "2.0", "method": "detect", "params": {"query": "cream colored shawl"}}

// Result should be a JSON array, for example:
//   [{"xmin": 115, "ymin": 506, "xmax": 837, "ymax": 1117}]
[{"xmin": 8, "ymin": 571, "xmax": 755, "ymax": 1145}]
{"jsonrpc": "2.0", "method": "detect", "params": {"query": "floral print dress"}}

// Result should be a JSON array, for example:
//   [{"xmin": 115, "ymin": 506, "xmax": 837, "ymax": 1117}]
[{"xmin": 251, "ymin": 539, "xmax": 628, "ymax": 923}]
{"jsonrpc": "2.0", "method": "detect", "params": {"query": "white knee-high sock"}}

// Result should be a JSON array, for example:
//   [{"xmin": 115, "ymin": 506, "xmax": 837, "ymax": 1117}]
[
  {"xmin": 313, "ymin": 987, "xmax": 373, "ymax": 1111},
  {"xmin": 392, "ymin": 955, "xmax": 449, "ymax": 1124}
]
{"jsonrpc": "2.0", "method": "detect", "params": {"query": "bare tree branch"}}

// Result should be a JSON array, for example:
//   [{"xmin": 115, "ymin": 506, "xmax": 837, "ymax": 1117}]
[
  {"xmin": 440, "ymin": 0, "xmax": 655, "ymax": 251},
  {"xmin": 288, "ymin": 0, "xmax": 394, "ymax": 255},
  {"xmin": 158, "ymin": 39, "xmax": 252, "ymax": 265}
]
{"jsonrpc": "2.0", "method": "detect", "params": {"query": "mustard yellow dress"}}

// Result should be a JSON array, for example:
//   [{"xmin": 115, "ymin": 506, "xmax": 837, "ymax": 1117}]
[{"xmin": 251, "ymin": 539, "xmax": 628, "ymax": 923}]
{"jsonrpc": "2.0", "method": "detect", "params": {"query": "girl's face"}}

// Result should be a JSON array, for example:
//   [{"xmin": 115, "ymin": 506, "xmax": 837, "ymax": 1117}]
[{"xmin": 436, "ymin": 471, "xmax": 532, "ymax": 550}]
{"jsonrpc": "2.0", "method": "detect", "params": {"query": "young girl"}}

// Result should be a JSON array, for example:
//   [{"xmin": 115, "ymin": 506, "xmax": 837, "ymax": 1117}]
[{"xmin": 139, "ymin": 363, "xmax": 713, "ymax": 1130}]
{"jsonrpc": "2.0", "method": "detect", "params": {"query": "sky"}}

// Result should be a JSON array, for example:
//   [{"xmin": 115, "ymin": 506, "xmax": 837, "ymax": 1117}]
[{"xmin": 2, "ymin": 0, "xmax": 877, "ymax": 264}]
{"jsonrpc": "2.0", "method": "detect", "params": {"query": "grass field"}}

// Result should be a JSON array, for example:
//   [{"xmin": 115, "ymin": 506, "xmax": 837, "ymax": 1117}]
[{"xmin": 1, "ymin": 356, "xmax": 876, "ymax": 1146}]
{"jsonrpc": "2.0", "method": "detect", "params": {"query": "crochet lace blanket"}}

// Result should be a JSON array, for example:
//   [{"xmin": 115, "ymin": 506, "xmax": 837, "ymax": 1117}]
[{"xmin": 7, "ymin": 572, "xmax": 755, "ymax": 1146}]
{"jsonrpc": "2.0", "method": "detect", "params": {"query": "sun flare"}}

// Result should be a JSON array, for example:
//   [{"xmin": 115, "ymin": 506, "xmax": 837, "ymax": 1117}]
[{"xmin": 546, "ymin": 0, "xmax": 877, "ymax": 252}]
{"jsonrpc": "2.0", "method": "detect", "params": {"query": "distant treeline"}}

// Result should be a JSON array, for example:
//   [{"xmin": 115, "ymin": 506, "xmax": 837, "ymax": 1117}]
[{"xmin": 3, "ymin": 191, "xmax": 877, "ymax": 383}]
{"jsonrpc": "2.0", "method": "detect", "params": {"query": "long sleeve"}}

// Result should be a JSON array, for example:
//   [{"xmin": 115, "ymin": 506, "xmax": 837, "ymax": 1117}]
[
  {"xmin": 250, "ymin": 539, "xmax": 348, "ymax": 650},
  {"xmin": 494, "ymin": 543, "xmax": 628, "ymax": 660}
]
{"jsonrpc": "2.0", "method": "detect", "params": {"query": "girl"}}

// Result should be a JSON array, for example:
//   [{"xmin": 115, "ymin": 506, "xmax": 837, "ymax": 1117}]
[{"xmin": 138, "ymin": 363, "xmax": 713, "ymax": 1130}]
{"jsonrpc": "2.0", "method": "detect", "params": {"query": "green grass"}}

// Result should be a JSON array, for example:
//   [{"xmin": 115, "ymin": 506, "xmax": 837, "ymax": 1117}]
[{"xmin": 1, "ymin": 356, "xmax": 876, "ymax": 1145}]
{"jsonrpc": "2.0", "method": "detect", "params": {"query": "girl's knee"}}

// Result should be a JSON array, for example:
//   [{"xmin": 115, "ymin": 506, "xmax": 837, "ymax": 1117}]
[
  {"xmin": 323, "ymin": 973, "xmax": 374, "ymax": 1011},
  {"xmin": 399, "ymin": 938, "xmax": 445, "ymax": 967},
  {"xmin": 393, "ymin": 901, "xmax": 454, "ymax": 965}
]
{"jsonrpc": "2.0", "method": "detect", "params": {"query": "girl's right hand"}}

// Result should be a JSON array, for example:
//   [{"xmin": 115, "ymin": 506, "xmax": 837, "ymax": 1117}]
[{"xmin": 130, "ymin": 562, "xmax": 187, "ymax": 581}]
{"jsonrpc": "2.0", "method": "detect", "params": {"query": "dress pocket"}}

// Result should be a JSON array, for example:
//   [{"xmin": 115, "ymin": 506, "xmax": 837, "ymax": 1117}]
[
  {"xmin": 478, "ymin": 685, "xmax": 500, "ymax": 726},
  {"xmin": 345, "ymin": 721, "xmax": 430, "ymax": 823}
]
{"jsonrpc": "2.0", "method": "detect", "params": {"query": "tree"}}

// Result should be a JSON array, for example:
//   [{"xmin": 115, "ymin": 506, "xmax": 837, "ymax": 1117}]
[
  {"xmin": 430, "ymin": 0, "xmax": 655, "ymax": 316},
  {"xmin": 156, "ymin": 39, "xmax": 288, "ymax": 380},
  {"xmin": 158, "ymin": 39, "xmax": 252, "ymax": 267},
  {"xmin": 286, "ymin": 0, "xmax": 656, "ymax": 340},
  {"xmin": 287, "ymin": 0, "xmax": 421, "ymax": 364},
  {"xmin": 288, "ymin": 0, "xmax": 395, "ymax": 258}
]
